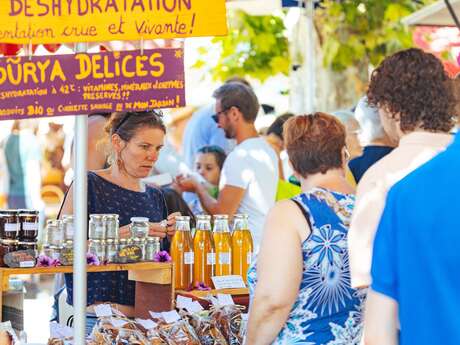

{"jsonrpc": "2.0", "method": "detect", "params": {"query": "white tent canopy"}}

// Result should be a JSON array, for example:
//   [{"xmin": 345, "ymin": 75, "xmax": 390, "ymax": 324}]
[
  {"xmin": 226, "ymin": 0, "xmax": 281, "ymax": 15},
  {"xmin": 403, "ymin": 0, "xmax": 460, "ymax": 26}
]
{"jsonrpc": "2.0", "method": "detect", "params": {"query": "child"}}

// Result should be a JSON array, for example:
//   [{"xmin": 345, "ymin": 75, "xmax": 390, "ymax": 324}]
[{"xmin": 189, "ymin": 146, "xmax": 227, "ymax": 214}]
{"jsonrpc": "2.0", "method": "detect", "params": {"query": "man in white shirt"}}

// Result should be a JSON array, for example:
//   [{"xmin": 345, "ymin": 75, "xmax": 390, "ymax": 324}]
[{"xmin": 177, "ymin": 82, "xmax": 279, "ymax": 249}]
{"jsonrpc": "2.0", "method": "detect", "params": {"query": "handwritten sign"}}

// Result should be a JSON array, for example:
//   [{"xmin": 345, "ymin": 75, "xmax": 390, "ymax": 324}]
[
  {"xmin": 0, "ymin": 48, "xmax": 185, "ymax": 120},
  {"xmin": 0, "ymin": 0, "xmax": 227, "ymax": 44},
  {"xmin": 211, "ymin": 275, "xmax": 246, "ymax": 290}
]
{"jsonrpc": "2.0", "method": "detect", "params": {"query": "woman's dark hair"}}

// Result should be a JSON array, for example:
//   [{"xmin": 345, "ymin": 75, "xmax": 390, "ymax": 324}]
[
  {"xmin": 267, "ymin": 113, "xmax": 295, "ymax": 141},
  {"xmin": 367, "ymin": 48, "xmax": 455, "ymax": 133},
  {"xmin": 284, "ymin": 113, "xmax": 346, "ymax": 178},
  {"xmin": 105, "ymin": 110, "xmax": 166, "ymax": 141},
  {"xmin": 197, "ymin": 145, "xmax": 227, "ymax": 170}
]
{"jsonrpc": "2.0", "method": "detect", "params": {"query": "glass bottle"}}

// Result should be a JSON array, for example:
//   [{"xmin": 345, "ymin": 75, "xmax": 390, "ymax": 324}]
[
  {"xmin": 231, "ymin": 214, "xmax": 253, "ymax": 284},
  {"xmin": 170, "ymin": 216, "xmax": 194, "ymax": 290},
  {"xmin": 213, "ymin": 215, "xmax": 232, "ymax": 276},
  {"xmin": 62, "ymin": 215, "xmax": 74, "ymax": 241},
  {"xmin": 145, "ymin": 237, "xmax": 161, "ymax": 261},
  {"xmin": 193, "ymin": 215, "xmax": 215, "ymax": 287},
  {"xmin": 46, "ymin": 220, "xmax": 64, "ymax": 246},
  {"xmin": 104, "ymin": 214, "xmax": 120, "ymax": 239}
]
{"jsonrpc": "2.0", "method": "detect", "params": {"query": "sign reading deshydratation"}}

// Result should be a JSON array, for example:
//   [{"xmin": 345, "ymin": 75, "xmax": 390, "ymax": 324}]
[
  {"xmin": 0, "ymin": 0, "xmax": 227, "ymax": 44},
  {"xmin": 0, "ymin": 48, "xmax": 185, "ymax": 120}
]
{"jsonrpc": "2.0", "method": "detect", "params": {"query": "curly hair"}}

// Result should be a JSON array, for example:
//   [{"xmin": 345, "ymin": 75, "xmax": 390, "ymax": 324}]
[
  {"xmin": 367, "ymin": 48, "xmax": 455, "ymax": 133},
  {"xmin": 284, "ymin": 113, "xmax": 346, "ymax": 178}
]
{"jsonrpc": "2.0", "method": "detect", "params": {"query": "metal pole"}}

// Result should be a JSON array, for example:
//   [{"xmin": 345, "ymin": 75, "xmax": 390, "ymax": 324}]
[
  {"xmin": 73, "ymin": 42, "xmax": 88, "ymax": 345},
  {"xmin": 305, "ymin": 0, "xmax": 315, "ymax": 113}
]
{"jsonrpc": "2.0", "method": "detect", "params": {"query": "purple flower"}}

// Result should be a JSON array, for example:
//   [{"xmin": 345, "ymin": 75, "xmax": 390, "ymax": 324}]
[
  {"xmin": 153, "ymin": 251, "xmax": 172, "ymax": 263},
  {"xmin": 37, "ymin": 255, "xmax": 53, "ymax": 267},
  {"xmin": 195, "ymin": 282, "xmax": 211, "ymax": 291},
  {"xmin": 86, "ymin": 253, "xmax": 100, "ymax": 266},
  {"xmin": 37, "ymin": 255, "xmax": 61, "ymax": 267}
]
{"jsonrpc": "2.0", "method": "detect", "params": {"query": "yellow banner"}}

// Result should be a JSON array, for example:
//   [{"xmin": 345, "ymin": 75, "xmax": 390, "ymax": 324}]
[{"xmin": 0, "ymin": 0, "xmax": 227, "ymax": 44}]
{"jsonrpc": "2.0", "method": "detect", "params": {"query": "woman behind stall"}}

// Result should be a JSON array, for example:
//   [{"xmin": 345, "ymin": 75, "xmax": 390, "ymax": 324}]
[
  {"xmin": 59, "ymin": 110, "xmax": 178, "ymax": 334},
  {"xmin": 246, "ymin": 113, "xmax": 364, "ymax": 344}
]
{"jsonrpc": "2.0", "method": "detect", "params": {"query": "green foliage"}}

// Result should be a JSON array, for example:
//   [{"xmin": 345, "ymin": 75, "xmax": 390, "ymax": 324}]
[
  {"xmin": 192, "ymin": 10, "xmax": 290, "ymax": 82},
  {"xmin": 316, "ymin": 0, "xmax": 437, "ymax": 71}
]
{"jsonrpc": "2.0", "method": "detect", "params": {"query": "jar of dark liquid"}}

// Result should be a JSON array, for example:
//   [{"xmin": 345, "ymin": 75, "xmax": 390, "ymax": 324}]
[
  {"xmin": 0, "ymin": 240, "xmax": 18, "ymax": 267},
  {"xmin": 18, "ymin": 210, "xmax": 39, "ymax": 242},
  {"xmin": 0, "ymin": 211, "xmax": 20, "ymax": 240}
]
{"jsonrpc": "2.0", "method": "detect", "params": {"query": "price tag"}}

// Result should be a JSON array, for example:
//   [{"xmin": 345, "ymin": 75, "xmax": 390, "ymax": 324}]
[
  {"xmin": 161, "ymin": 310, "xmax": 181, "ymax": 324},
  {"xmin": 218, "ymin": 252, "xmax": 231, "ymax": 264},
  {"xmin": 184, "ymin": 252, "xmax": 194, "ymax": 264},
  {"xmin": 217, "ymin": 293, "xmax": 235, "ymax": 306},
  {"xmin": 19, "ymin": 261, "xmax": 35, "ymax": 268},
  {"xmin": 94, "ymin": 304, "xmax": 112, "ymax": 317},
  {"xmin": 186, "ymin": 301, "xmax": 204, "ymax": 313},
  {"xmin": 247, "ymin": 252, "xmax": 253, "ymax": 265},
  {"xmin": 111, "ymin": 318, "xmax": 128, "ymax": 328},
  {"xmin": 212, "ymin": 275, "xmax": 246, "ymax": 289},
  {"xmin": 176, "ymin": 295, "xmax": 193, "ymax": 310},
  {"xmin": 50, "ymin": 322, "xmax": 73, "ymax": 339},
  {"xmin": 149, "ymin": 311, "xmax": 163, "ymax": 320},
  {"xmin": 135, "ymin": 318, "xmax": 157, "ymax": 330}
]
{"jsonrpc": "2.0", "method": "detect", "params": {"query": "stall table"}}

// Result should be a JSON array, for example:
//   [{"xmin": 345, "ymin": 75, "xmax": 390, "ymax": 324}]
[
  {"xmin": 0, "ymin": 262, "xmax": 174, "ymax": 322},
  {"xmin": 175, "ymin": 288, "xmax": 250, "ymax": 311}
]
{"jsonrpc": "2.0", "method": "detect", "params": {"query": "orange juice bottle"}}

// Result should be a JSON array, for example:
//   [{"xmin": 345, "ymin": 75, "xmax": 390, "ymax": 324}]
[
  {"xmin": 232, "ymin": 214, "xmax": 253, "ymax": 284},
  {"xmin": 213, "ymin": 215, "xmax": 232, "ymax": 276},
  {"xmin": 193, "ymin": 215, "xmax": 215, "ymax": 287},
  {"xmin": 170, "ymin": 216, "xmax": 194, "ymax": 290}
]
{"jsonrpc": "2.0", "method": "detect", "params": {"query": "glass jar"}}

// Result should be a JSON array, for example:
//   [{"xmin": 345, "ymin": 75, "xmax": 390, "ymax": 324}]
[
  {"xmin": 89, "ymin": 214, "xmax": 106, "ymax": 240},
  {"xmin": 132, "ymin": 238, "xmax": 145, "ymax": 258},
  {"xmin": 130, "ymin": 217, "xmax": 149, "ymax": 239},
  {"xmin": 42, "ymin": 244, "xmax": 52, "ymax": 258},
  {"xmin": 144, "ymin": 237, "xmax": 161, "ymax": 261},
  {"xmin": 18, "ymin": 210, "xmax": 39, "ymax": 242},
  {"xmin": 0, "ymin": 240, "xmax": 18, "ymax": 267},
  {"xmin": 106, "ymin": 239, "xmax": 118, "ymax": 263},
  {"xmin": 46, "ymin": 220, "xmax": 65, "ymax": 246},
  {"xmin": 48, "ymin": 245, "xmax": 62, "ymax": 261},
  {"xmin": 119, "ymin": 238, "xmax": 129, "ymax": 251},
  {"xmin": 1, "ymin": 211, "xmax": 20, "ymax": 240},
  {"xmin": 62, "ymin": 215, "xmax": 74, "ymax": 241},
  {"xmin": 18, "ymin": 241, "xmax": 38, "ymax": 251},
  {"xmin": 104, "ymin": 214, "xmax": 119, "ymax": 240},
  {"xmin": 89, "ymin": 239, "xmax": 106, "ymax": 263},
  {"xmin": 61, "ymin": 240, "xmax": 74, "ymax": 266}
]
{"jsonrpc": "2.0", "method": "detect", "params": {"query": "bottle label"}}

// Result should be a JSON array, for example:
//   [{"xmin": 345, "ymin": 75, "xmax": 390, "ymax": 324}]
[
  {"xmin": 247, "ymin": 252, "xmax": 253, "ymax": 265},
  {"xmin": 207, "ymin": 253, "xmax": 216, "ymax": 265},
  {"xmin": 184, "ymin": 252, "xmax": 194, "ymax": 265},
  {"xmin": 219, "ymin": 252, "xmax": 231, "ymax": 265},
  {"xmin": 5, "ymin": 223, "xmax": 19, "ymax": 232},
  {"xmin": 23, "ymin": 222, "xmax": 38, "ymax": 231}
]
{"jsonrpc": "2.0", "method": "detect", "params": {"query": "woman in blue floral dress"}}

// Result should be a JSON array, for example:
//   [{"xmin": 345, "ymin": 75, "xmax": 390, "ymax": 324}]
[{"xmin": 246, "ymin": 113, "xmax": 365, "ymax": 345}]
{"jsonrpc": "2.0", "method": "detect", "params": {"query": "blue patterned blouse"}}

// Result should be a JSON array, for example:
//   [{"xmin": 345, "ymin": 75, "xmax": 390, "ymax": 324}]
[
  {"xmin": 248, "ymin": 188, "xmax": 365, "ymax": 345},
  {"xmin": 65, "ymin": 171, "xmax": 168, "ymax": 306}
]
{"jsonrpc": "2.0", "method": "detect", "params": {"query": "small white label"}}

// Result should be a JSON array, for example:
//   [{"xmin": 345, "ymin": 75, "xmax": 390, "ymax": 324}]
[
  {"xmin": 247, "ymin": 252, "xmax": 253, "ymax": 265},
  {"xmin": 4, "ymin": 223, "xmax": 19, "ymax": 232},
  {"xmin": 176, "ymin": 295, "xmax": 193, "ymax": 310},
  {"xmin": 218, "ymin": 252, "xmax": 231, "ymax": 265},
  {"xmin": 23, "ymin": 222, "xmax": 38, "ymax": 231},
  {"xmin": 51, "ymin": 252, "xmax": 60, "ymax": 260},
  {"xmin": 111, "ymin": 318, "xmax": 128, "ymax": 328},
  {"xmin": 186, "ymin": 301, "xmax": 204, "ymax": 313},
  {"xmin": 212, "ymin": 275, "xmax": 246, "ymax": 289},
  {"xmin": 161, "ymin": 310, "xmax": 181, "ymax": 324},
  {"xmin": 19, "ymin": 261, "xmax": 35, "ymax": 268},
  {"xmin": 207, "ymin": 253, "xmax": 216, "ymax": 265},
  {"xmin": 94, "ymin": 304, "xmax": 112, "ymax": 317},
  {"xmin": 135, "ymin": 318, "xmax": 157, "ymax": 330},
  {"xmin": 149, "ymin": 311, "xmax": 163, "ymax": 320},
  {"xmin": 217, "ymin": 293, "xmax": 235, "ymax": 306},
  {"xmin": 184, "ymin": 252, "xmax": 194, "ymax": 265},
  {"xmin": 50, "ymin": 322, "xmax": 73, "ymax": 339}
]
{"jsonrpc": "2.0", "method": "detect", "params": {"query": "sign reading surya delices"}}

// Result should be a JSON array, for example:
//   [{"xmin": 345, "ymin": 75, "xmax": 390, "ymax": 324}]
[
  {"xmin": 0, "ymin": 0, "xmax": 227, "ymax": 44},
  {"xmin": 0, "ymin": 48, "xmax": 185, "ymax": 119}
]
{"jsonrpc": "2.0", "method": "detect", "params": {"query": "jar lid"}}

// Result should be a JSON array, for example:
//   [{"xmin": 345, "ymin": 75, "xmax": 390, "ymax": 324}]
[
  {"xmin": 63, "ymin": 215, "xmax": 74, "ymax": 221},
  {"xmin": 214, "ymin": 214, "xmax": 229, "ymax": 219},
  {"xmin": 106, "ymin": 239, "xmax": 114, "ymax": 244},
  {"xmin": 90, "ymin": 239, "xmax": 102, "ymax": 243},
  {"xmin": 49, "ymin": 245, "xmax": 61, "ymax": 249},
  {"xmin": 2, "ymin": 239, "xmax": 19, "ymax": 245},
  {"xmin": 0, "ymin": 210, "xmax": 18, "ymax": 215},
  {"xmin": 147, "ymin": 237, "xmax": 160, "ymax": 242},
  {"xmin": 196, "ymin": 215, "xmax": 211, "ymax": 220},
  {"xmin": 18, "ymin": 209, "xmax": 39, "ymax": 215},
  {"xmin": 89, "ymin": 214, "xmax": 104, "ymax": 220},
  {"xmin": 17, "ymin": 241, "xmax": 37, "ymax": 245},
  {"xmin": 104, "ymin": 214, "xmax": 119, "ymax": 220},
  {"xmin": 130, "ymin": 217, "xmax": 149, "ymax": 223},
  {"xmin": 46, "ymin": 219, "xmax": 62, "ymax": 226},
  {"xmin": 132, "ymin": 238, "xmax": 142, "ymax": 243},
  {"xmin": 119, "ymin": 239, "xmax": 128, "ymax": 243}
]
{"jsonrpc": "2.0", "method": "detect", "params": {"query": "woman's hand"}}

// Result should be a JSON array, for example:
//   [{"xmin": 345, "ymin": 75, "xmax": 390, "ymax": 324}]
[
  {"xmin": 148, "ymin": 222, "xmax": 168, "ymax": 238},
  {"xmin": 119, "ymin": 225, "xmax": 132, "ymax": 239},
  {"xmin": 166, "ymin": 212, "xmax": 181, "ymax": 237}
]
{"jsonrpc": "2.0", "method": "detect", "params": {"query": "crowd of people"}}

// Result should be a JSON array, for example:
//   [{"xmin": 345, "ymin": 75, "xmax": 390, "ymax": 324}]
[{"xmin": 1, "ymin": 45, "xmax": 456, "ymax": 344}]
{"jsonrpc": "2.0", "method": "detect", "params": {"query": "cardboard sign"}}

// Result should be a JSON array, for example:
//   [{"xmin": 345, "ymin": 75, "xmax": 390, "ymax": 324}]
[
  {"xmin": 211, "ymin": 275, "xmax": 246, "ymax": 290},
  {"xmin": 0, "ymin": 0, "xmax": 228, "ymax": 44},
  {"xmin": 0, "ymin": 48, "xmax": 185, "ymax": 120}
]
